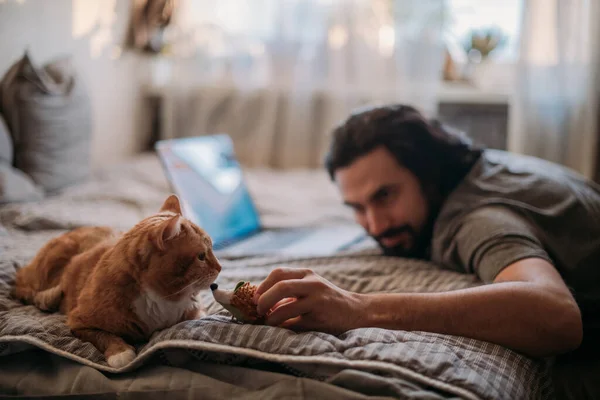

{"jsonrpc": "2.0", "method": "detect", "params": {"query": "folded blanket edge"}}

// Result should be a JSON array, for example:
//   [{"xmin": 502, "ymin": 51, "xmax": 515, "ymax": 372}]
[{"xmin": 0, "ymin": 335, "xmax": 481, "ymax": 400}]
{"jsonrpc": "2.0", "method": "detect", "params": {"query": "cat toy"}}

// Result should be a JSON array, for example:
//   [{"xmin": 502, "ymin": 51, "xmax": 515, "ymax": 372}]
[{"xmin": 210, "ymin": 281, "xmax": 264, "ymax": 323}]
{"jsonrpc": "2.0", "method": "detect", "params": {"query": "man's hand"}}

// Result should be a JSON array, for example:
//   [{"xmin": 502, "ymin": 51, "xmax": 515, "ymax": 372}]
[
  {"xmin": 253, "ymin": 267, "xmax": 366, "ymax": 334},
  {"xmin": 253, "ymin": 259, "xmax": 583, "ymax": 357}
]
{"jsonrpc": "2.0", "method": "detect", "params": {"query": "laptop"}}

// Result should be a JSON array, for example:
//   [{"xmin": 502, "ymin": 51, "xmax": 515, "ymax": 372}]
[{"xmin": 155, "ymin": 134, "xmax": 366, "ymax": 257}]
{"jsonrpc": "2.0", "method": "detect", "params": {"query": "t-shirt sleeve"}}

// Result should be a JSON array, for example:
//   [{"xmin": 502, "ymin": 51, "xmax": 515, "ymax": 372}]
[{"xmin": 452, "ymin": 206, "xmax": 553, "ymax": 283}]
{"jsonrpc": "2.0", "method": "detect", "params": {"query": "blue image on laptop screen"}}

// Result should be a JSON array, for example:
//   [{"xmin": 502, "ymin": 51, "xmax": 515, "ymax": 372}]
[{"xmin": 169, "ymin": 135, "xmax": 261, "ymax": 245}]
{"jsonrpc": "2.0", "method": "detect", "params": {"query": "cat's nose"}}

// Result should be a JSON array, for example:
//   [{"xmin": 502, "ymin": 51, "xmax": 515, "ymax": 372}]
[{"xmin": 210, "ymin": 283, "xmax": 218, "ymax": 291}]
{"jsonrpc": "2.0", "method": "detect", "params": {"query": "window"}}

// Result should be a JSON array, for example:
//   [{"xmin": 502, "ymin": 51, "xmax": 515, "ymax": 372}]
[
  {"xmin": 444, "ymin": 0, "xmax": 523, "ymax": 62},
  {"xmin": 172, "ymin": 0, "xmax": 523, "ymax": 64}
]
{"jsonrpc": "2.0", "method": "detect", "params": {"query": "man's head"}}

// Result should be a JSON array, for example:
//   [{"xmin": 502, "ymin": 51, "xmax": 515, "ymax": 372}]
[{"xmin": 324, "ymin": 104, "xmax": 482, "ymax": 258}]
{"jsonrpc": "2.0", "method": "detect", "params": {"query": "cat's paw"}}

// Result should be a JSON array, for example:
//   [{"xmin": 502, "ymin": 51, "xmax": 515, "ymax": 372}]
[
  {"xmin": 107, "ymin": 348, "xmax": 136, "ymax": 368},
  {"xmin": 33, "ymin": 285, "xmax": 62, "ymax": 311}
]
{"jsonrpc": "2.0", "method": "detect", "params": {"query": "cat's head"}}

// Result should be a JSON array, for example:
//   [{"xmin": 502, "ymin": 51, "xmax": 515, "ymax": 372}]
[{"xmin": 122, "ymin": 195, "xmax": 222, "ymax": 300}]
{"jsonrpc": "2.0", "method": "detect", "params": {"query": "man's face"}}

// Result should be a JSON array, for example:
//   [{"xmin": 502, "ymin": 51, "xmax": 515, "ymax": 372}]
[{"xmin": 335, "ymin": 146, "xmax": 430, "ymax": 258}]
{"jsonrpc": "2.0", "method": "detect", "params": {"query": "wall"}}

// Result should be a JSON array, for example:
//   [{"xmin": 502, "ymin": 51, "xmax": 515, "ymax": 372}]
[{"xmin": 0, "ymin": 0, "xmax": 149, "ymax": 168}]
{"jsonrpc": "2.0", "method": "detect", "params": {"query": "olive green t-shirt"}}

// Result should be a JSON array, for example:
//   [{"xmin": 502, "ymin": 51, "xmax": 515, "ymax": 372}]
[{"xmin": 431, "ymin": 150, "xmax": 600, "ymax": 332}]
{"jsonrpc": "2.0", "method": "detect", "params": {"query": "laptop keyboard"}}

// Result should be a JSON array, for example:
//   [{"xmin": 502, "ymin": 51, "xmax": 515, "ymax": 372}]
[
  {"xmin": 212, "ymin": 238, "xmax": 240, "ymax": 251},
  {"xmin": 250, "ymin": 230, "xmax": 310, "ymax": 250},
  {"xmin": 222, "ymin": 229, "xmax": 311, "ymax": 253}
]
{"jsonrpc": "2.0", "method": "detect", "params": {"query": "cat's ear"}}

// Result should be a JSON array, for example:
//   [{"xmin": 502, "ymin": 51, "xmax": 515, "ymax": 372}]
[
  {"xmin": 160, "ymin": 194, "xmax": 182, "ymax": 215},
  {"xmin": 151, "ymin": 215, "xmax": 182, "ymax": 251}
]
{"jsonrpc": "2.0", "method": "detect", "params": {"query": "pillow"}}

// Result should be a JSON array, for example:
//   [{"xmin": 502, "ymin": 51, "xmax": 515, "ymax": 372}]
[
  {"xmin": 0, "ymin": 52, "xmax": 92, "ymax": 192},
  {"xmin": 0, "ymin": 163, "xmax": 44, "ymax": 204},
  {"xmin": 0, "ymin": 113, "xmax": 12, "ymax": 165},
  {"xmin": 0, "ymin": 107, "xmax": 43, "ymax": 203}
]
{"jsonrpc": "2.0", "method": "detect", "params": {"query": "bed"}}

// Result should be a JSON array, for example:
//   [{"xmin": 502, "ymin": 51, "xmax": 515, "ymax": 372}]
[{"xmin": 0, "ymin": 153, "xmax": 553, "ymax": 399}]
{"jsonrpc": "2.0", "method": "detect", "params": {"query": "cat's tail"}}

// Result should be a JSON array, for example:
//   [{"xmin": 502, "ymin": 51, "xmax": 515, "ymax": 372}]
[{"xmin": 33, "ymin": 285, "xmax": 63, "ymax": 312}]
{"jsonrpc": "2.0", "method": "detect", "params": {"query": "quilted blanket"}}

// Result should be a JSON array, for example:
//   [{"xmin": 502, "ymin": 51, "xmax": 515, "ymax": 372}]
[{"xmin": 0, "ymin": 154, "xmax": 552, "ymax": 399}]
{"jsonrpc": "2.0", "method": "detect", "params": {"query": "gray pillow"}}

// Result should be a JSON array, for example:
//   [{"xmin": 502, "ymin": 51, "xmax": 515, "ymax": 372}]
[
  {"xmin": 0, "ymin": 52, "xmax": 92, "ymax": 192},
  {"xmin": 0, "ymin": 113, "xmax": 12, "ymax": 165},
  {"xmin": 0, "ymin": 163, "xmax": 44, "ymax": 204},
  {"xmin": 0, "ymin": 106, "xmax": 42, "ymax": 203}
]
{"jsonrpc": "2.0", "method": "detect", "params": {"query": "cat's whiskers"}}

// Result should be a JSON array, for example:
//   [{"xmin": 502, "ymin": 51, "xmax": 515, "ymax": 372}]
[
  {"xmin": 165, "ymin": 276, "xmax": 181, "ymax": 286},
  {"xmin": 164, "ymin": 278, "xmax": 202, "ymax": 299}
]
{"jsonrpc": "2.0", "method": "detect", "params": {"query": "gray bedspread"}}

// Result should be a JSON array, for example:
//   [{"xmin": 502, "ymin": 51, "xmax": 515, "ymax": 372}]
[{"xmin": 0, "ymin": 154, "xmax": 553, "ymax": 399}]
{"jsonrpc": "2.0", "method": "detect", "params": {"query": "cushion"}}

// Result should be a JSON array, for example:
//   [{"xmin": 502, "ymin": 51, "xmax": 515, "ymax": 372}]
[
  {"xmin": 0, "ymin": 52, "xmax": 92, "ymax": 192},
  {"xmin": 0, "ymin": 113, "xmax": 12, "ymax": 165},
  {"xmin": 0, "ymin": 163, "xmax": 43, "ymax": 204}
]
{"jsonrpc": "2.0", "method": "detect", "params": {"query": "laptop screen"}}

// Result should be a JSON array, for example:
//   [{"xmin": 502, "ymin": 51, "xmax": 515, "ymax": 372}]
[{"xmin": 156, "ymin": 135, "xmax": 261, "ymax": 245}]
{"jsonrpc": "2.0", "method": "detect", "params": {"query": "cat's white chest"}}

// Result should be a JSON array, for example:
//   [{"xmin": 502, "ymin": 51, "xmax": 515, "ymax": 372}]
[{"xmin": 133, "ymin": 289, "xmax": 191, "ymax": 334}]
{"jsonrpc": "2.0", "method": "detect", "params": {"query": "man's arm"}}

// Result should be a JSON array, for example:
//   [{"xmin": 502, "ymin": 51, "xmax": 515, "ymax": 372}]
[
  {"xmin": 359, "ymin": 257, "xmax": 582, "ymax": 357},
  {"xmin": 256, "ymin": 207, "xmax": 583, "ymax": 358},
  {"xmin": 256, "ymin": 259, "xmax": 582, "ymax": 358}
]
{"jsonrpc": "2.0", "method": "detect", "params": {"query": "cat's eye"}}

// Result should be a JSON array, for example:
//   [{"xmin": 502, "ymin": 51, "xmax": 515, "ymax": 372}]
[{"xmin": 197, "ymin": 252, "xmax": 206, "ymax": 262}]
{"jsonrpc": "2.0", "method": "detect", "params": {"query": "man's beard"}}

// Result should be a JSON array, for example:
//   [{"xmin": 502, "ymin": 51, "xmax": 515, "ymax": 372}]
[{"xmin": 373, "ymin": 223, "xmax": 432, "ymax": 259}]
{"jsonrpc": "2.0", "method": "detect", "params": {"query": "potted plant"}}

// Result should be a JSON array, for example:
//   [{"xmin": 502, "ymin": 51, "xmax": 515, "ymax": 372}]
[{"xmin": 462, "ymin": 26, "xmax": 508, "ymax": 86}]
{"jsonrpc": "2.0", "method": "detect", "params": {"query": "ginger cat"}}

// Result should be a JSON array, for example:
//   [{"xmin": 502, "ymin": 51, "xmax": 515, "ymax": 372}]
[{"xmin": 12, "ymin": 195, "xmax": 221, "ymax": 368}]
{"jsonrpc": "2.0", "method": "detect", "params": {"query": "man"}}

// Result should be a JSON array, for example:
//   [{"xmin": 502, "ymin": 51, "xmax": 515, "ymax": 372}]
[{"xmin": 253, "ymin": 104, "xmax": 600, "ymax": 360}]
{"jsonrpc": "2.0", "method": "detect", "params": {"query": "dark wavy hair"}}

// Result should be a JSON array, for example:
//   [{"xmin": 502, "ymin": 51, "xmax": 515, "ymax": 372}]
[{"xmin": 324, "ymin": 104, "xmax": 483, "ymax": 207}]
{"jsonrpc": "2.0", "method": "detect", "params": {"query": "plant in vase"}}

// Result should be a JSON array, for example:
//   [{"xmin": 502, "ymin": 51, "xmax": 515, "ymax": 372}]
[{"xmin": 462, "ymin": 26, "xmax": 508, "ymax": 86}]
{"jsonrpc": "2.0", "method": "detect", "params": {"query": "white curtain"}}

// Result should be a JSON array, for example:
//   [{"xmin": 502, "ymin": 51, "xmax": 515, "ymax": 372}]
[
  {"xmin": 158, "ymin": 0, "xmax": 446, "ymax": 168},
  {"xmin": 513, "ymin": 0, "xmax": 600, "ymax": 177}
]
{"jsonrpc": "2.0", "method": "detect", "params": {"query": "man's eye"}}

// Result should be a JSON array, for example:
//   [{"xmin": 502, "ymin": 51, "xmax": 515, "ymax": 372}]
[
  {"xmin": 352, "ymin": 206, "xmax": 365, "ymax": 215},
  {"xmin": 375, "ymin": 188, "xmax": 395, "ymax": 204},
  {"xmin": 197, "ymin": 252, "xmax": 206, "ymax": 262}
]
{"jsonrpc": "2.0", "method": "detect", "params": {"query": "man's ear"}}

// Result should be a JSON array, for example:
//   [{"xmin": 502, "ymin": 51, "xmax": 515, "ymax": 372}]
[
  {"xmin": 151, "ymin": 215, "xmax": 182, "ymax": 251},
  {"xmin": 160, "ymin": 194, "xmax": 182, "ymax": 215}
]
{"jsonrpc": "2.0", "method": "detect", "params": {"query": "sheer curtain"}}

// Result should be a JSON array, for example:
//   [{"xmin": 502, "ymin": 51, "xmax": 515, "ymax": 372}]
[
  {"xmin": 513, "ymin": 0, "xmax": 600, "ymax": 177},
  {"xmin": 159, "ymin": 0, "xmax": 445, "ymax": 168}
]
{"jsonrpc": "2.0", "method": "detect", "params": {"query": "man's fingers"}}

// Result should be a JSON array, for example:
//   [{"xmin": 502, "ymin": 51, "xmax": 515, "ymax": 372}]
[
  {"xmin": 266, "ymin": 298, "xmax": 312, "ymax": 327},
  {"xmin": 280, "ymin": 315, "xmax": 311, "ymax": 332},
  {"xmin": 256, "ymin": 279, "xmax": 312, "ymax": 315},
  {"xmin": 269, "ymin": 297, "xmax": 296, "ymax": 311},
  {"xmin": 254, "ymin": 268, "xmax": 313, "ymax": 303}
]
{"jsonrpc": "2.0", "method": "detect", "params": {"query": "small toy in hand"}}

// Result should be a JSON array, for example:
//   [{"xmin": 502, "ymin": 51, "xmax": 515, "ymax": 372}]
[{"xmin": 210, "ymin": 281, "xmax": 264, "ymax": 323}]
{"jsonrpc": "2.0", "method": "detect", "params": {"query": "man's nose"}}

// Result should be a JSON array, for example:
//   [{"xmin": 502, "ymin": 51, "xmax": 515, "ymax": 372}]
[{"xmin": 366, "ymin": 208, "xmax": 389, "ymax": 237}]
